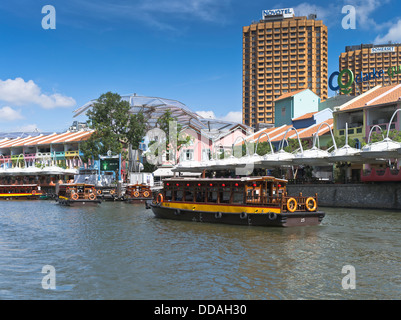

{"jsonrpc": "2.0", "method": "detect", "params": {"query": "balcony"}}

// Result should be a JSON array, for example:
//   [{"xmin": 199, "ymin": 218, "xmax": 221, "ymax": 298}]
[
  {"xmin": 23, "ymin": 153, "xmax": 36, "ymax": 160},
  {"xmin": 52, "ymin": 151, "xmax": 65, "ymax": 159},
  {"xmin": 0, "ymin": 155, "xmax": 11, "ymax": 161},
  {"xmin": 36, "ymin": 152, "xmax": 52, "ymax": 159},
  {"xmin": 338, "ymin": 126, "xmax": 363, "ymax": 136},
  {"xmin": 10, "ymin": 155, "xmax": 24, "ymax": 161},
  {"xmin": 368, "ymin": 122, "xmax": 397, "ymax": 134},
  {"xmin": 65, "ymin": 150, "xmax": 80, "ymax": 157}
]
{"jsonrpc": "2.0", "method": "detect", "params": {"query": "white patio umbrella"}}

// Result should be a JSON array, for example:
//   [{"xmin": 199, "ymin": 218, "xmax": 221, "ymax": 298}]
[
  {"xmin": 361, "ymin": 114, "xmax": 401, "ymax": 159},
  {"xmin": 293, "ymin": 122, "xmax": 336, "ymax": 166}
]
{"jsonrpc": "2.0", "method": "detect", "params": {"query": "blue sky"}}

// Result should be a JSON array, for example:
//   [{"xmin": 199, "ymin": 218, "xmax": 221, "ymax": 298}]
[{"xmin": 0, "ymin": 0, "xmax": 400, "ymax": 132}]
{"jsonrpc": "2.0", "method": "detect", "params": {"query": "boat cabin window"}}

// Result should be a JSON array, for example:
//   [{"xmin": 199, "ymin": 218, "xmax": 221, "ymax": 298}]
[
  {"xmin": 195, "ymin": 191, "xmax": 205, "ymax": 202},
  {"xmin": 232, "ymin": 185, "xmax": 244, "ymax": 204},
  {"xmin": 207, "ymin": 187, "xmax": 218, "ymax": 203},
  {"xmin": 220, "ymin": 189, "xmax": 231, "ymax": 204},
  {"xmin": 165, "ymin": 189, "xmax": 172, "ymax": 201},
  {"xmin": 175, "ymin": 189, "xmax": 184, "ymax": 201},
  {"xmin": 185, "ymin": 190, "xmax": 194, "ymax": 202}
]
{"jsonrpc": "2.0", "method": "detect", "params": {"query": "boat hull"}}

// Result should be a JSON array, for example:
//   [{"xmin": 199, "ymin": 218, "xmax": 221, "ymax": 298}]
[
  {"xmin": 127, "ymin": 197, "xmax": 153, "ymax": 204},
  {"xmin": 57, "ymin": 199, "xmax": 101, "ymax": 207},
  {"xmin": 0, "ymin": 196, "xmax": 41, "ymax": 200},
  {"xmin": 0, "ymin": 193, "xmax": 42, "ymax": 200},
  {"xmin": 150, "ymin": 203, "xmax": 325, "ymax": 227}
]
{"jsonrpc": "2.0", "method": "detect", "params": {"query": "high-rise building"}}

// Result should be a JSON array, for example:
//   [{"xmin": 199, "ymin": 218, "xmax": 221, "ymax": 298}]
[
  {"xmin": 339, "ymin": 43, "xmax": 401, "ymax": 96},
  {"xmin": 242, "ymin": 9, "xmax": 328, "ymax": 129}
]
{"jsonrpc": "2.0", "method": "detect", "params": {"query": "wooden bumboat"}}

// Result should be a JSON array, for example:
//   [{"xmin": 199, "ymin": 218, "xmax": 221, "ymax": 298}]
[
  {"xmin": 0, "ymin": 184, "xmax": 43, "ymax": 200},
  {"xmin": 95, "ymin": 187, "xmax": 118, "ymax": 201},
  {"xmin": 124, "ymin": 184, "xmax": 153, "ymax": 203},
  {"xmin": 148, "ymin": 176, "xmax": 325, "ymax": 227},
  {"xmin": 57, "ymin": 183, "xmax": 101, "ymax": 206}
]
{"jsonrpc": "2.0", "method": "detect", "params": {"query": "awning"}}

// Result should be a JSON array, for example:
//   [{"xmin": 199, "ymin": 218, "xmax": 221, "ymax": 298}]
[{"xmin": 153, "ymin": 167, "xmax": 174, "ymax": 177}]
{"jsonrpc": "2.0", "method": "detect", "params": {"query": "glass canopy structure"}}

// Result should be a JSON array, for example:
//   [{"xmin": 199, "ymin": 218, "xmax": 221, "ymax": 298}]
[{"xmin": 73, "ymin": 94, "xmax": 250, "ymax": 137}]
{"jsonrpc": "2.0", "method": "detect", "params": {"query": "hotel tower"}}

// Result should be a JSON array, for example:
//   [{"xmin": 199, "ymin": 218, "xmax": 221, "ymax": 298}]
[
  {"xmin": 242, "ymin": 8, "xmax": 328, "ymax": 129},
  {"xmin": 339, "ymin": 43, "xmax": 401, "ymax": 96}
]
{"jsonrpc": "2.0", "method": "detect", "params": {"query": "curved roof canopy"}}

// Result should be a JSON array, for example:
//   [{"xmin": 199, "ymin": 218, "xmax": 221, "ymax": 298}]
[{"xmin": 74, "ymin": 94, "xmax": 250, "ymax": 138}]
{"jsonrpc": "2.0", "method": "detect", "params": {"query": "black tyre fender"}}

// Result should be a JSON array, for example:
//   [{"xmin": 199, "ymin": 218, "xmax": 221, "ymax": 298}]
[
  {"xmin": 268, "ymin": 211, "xmax": 277, "ymax": 221},
  {"xmin": 215, "ymin": 212, "xmax": 223, "ymax": 219},
  {"xmin": 240, "ymin": 212, "xmax": 247, "ymax": 219}
]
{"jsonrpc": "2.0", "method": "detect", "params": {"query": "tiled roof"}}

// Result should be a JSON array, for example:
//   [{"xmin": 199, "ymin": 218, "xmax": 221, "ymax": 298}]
[
  {"xmin": 247, "ymin": 125, "xmax": 293, "ymax": 145},
  {"xmin": 270, "ymin": 119, "xmax": 333, "ymax": 142},
  {"xmin": 292, "ymin": 111, "xmax": 318, "ymax": 121},
  {"xmin": 244, "ymin": 118, "xmax": 333, "ymax": 146},
  {"xmin": 0, "ymin": 130, "xmax": 94, "ymax": 149},
  {"xmin": 275, "ymin": 89, "xmax": 308, "ymax": 102},
  {"xmin": 340, "ymin": 84, "xmax": 401, "ymax": 111},
  {"xmin": 292, "ymin": 118, "xmax": 334, "ymax": 140}
]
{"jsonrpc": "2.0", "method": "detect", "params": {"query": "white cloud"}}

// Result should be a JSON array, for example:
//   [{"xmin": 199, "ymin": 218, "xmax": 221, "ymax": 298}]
[
  {"xmin": 349, "ymin": 0, "xmax": 391, "ymax": 30},
  {"xmin": 65, "ymin": 0, "xmax": 233, "ymax": 32},
  {"xmin": 15, "ymin": 124, "xmax": 40, "ymax": 132},
  {"xmin": 139, "ymin": 0, "xmax": 231, "ymax": 22},
  {"xmin": 0, "ymin": 106, "xmax": 24, "ymax": 122},
  {"xmin": 196, "ymin": 110, "xmax": 216, "ymax": 119},
  {"xmin": 293, "ymin": 0, "xmax": 392, "ymax": 31},
  {"xmin": 196, "ymin": 110, "xmax": 242, "ymax": 123},
  {"xmin": 293, "ymin": 3, "xmax": 332, "ymax": 22},
  {"xmin": 220, "ymin": 111, "xmax": 242, "ymax": 123},
  {"xmin": 0, "ymin": 78, "xmax": 76, "ymax": 109},
  {"xmin": 374, "ymin": 19, "xmax": 401, "ymax": 44}
]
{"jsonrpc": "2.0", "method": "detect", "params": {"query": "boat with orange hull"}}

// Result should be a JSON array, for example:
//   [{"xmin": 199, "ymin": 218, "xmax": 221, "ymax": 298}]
[
  {"xmin": 57, "ymin": 183, "xmax": 101, "ymax": 206},
  {"xmin": 0, "ymin": 184, "xmax": 43, "ymax": 200},
  {"xmin": 124, "ymin": 184, "xmax": 153, "ymax": 203},
  {"xmin": 148, "ymin": 176, "xmax": 325, "ymax": 227}
]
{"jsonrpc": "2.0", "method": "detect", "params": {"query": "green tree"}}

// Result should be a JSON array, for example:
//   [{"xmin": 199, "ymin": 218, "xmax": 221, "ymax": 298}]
[
  {"xmin": 231, "ymin": 140, "xmax": 272, "ymax": 158},
  {"xmin": 326, "ymin": 135, "xmax": 357, "ymax": 150},
  {"xmin": 283, "ymin": 138, "xmax": 309, "ymax": 153},
  {"xmin": 79, "ymin": 92, "xmax": 147, "ymax": 161},
  {"xmin": 147, "ymin": 110, "xmax": 192, "ymax": 163},
  {"xmin": 255, "ymin": 141, "xmax": 273, "ymax": 155},
  {"xmin": 388, "ymin": 130, "xmax": 401, "ymax": 142},
  {"xmin": 364, "ymin": 129, "xmax": 401, "ymax": 146}
]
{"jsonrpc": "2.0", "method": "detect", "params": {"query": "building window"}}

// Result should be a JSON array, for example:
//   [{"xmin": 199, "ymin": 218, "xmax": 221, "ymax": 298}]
[{"xmin": 181, "ymin": 149, "xmax": 194, "ymax": 161}]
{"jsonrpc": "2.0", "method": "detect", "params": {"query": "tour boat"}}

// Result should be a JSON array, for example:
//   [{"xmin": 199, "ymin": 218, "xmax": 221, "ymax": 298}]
[
  {"xmin": 0, "ymin": 184, "xmax": 43, "ymax": 200},
  {"xmin": 124, "ymin": 183, "xmax": 153, "ymax": 203},
  {"xmin": 148, "ymin": 176, "xmax": 325, "ymax": 227},
  {"xmin": 57, "ymin": 183, "xmax": 101, "ymax": 206},
  {"xmin": 96, "ymin": 186, "xmax": 119, "ymax": 201}
]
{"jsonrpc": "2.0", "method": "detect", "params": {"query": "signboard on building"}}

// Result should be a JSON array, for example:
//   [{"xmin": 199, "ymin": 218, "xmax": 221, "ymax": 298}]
[
  {"xmin": 371, "ymin": 47, "xmax": 395, "ymax": 54},
  {"xmin": 262, "ymin": 8, "xmax": 295, "ymax": 19},
  {"xmin": 100, "ymin": 158, "xmax": 119, "ymax": 171}
]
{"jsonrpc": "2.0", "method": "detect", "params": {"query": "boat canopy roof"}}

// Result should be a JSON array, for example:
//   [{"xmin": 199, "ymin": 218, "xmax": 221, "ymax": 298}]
[
  {"xmin": 163, "ymin": 176, "xmax": 287, "ymax": 184},
  {"xmin": 60, "ymin": 183, "xmax": 95, "ymax": 187},
  {"xmin": 0, "ymin": 184, "xmax": 38, "ymax": 187}
]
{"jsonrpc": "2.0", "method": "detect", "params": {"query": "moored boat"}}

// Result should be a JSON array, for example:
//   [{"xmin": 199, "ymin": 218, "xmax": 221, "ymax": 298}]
[
  {"xmin": 96, "ymin": 186, "xmax": 119, "ymax": 201},
  {"xmin": 57, "ymin": 183, "xmax": 101, "ymax": 206},
  {"xmin": 0, "ymin": 184, "xmax": 43, "ymax": 200},
  {"xmin": 148, "ymin": 176, "xmax": 325, "ymax": 227},
  {"xmin": 124, "ymin": 183, "xmax": 153, "ymax": 203}
]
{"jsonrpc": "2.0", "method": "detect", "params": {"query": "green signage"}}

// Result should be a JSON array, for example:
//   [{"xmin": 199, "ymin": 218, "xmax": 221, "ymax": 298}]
[{"xmin": 100, "ymin": 158, "xmax": 119, "ymax": 171}]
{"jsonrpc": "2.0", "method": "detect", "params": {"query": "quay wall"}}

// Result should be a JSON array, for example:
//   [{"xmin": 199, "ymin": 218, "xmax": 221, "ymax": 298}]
[{"xmin": 287, "ymin": 183, "xmax": 401, "ymax": 210}]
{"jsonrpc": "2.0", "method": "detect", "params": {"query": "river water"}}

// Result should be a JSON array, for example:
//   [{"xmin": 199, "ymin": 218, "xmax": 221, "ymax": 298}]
[{"xmin": 0, "ymin": 200, "xmax": 400, "ymax": 300}]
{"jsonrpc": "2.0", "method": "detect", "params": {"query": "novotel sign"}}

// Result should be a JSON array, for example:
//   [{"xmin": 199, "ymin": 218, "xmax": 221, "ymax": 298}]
[{"xmin": 262, "ymin": 8, "xmax": 295, "ymax": 19}]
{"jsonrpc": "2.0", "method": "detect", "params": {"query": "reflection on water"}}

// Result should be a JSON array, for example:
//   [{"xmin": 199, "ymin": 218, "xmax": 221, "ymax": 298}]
[{"xmin": 0, "ymin": 201, "xmax": 400, "ymax": 299}]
